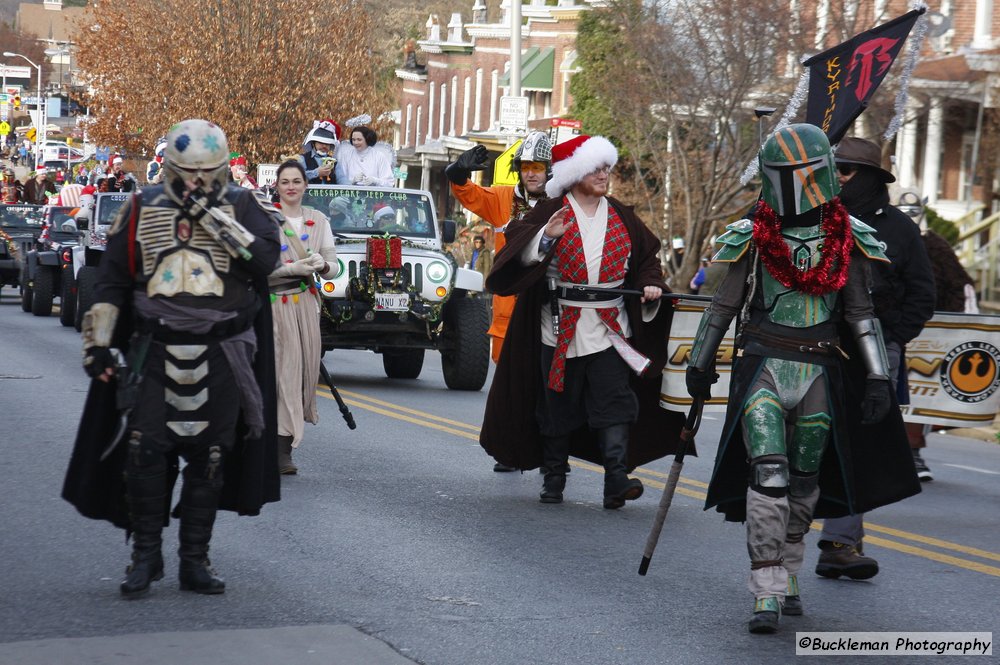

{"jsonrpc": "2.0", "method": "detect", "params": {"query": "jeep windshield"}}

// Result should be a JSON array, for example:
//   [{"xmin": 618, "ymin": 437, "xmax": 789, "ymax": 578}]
[
  {"xmin": 304, "ymin": 186, "xmax": 435, "ymax": 240},
  {"xmin": 97, "ymin": 194, "xmax": 129, "ymax": 226},
  {"xmin": 45, "ymin": 206, "xmax": 80, "ymax": 230},
  {"xmin": 0, "ymin": 204, "xmax": 45, "ymax": 229}
]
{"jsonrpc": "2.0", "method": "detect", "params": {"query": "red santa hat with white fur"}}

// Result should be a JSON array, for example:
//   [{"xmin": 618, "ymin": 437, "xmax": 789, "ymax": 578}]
[{"xmin": 545, "ymin": 135, "xmax": 618, "ymax": 198}]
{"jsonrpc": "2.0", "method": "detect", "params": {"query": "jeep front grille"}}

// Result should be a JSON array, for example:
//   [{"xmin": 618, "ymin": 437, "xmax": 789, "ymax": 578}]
[{"xmin": 349, "ymin": 260, "xmax": 424, "ymax": 292}]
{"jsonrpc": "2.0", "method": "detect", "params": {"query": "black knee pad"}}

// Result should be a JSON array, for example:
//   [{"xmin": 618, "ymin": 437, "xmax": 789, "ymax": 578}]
[
  {"xmin": 789, "ymin": 470, "xmax": 819, "ymax": 498},
  {"xmin": 126, "ymin": 430, "xmax": 168, "ymax": 476},
  {"xmin": 182, "ymin": 445, "xmax": 225, "ymax": 489},
  {"xmin": 750, "ymin": 455, "xmax": 789, "ymax": 498}
]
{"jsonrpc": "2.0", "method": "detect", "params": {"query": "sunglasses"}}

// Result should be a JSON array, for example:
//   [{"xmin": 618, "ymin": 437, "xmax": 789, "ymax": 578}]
[{"xmin": 837, "ymin": 164, "xmax": 857, "ymax": 176}]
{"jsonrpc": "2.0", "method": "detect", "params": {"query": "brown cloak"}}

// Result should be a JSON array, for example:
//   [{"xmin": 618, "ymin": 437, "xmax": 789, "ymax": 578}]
[{"xmin": 480, "ymin": 195, "xmax": 688, "ymax": 470}]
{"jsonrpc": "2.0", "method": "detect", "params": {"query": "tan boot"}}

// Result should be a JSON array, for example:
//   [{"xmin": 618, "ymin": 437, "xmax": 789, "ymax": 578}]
[{"xmin": 277, "ymin": 436, "xmax": 298, "ymax": 475}]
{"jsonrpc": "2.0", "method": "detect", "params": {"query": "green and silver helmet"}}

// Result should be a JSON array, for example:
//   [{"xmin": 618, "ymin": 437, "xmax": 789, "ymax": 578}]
[
  {"xmin": 162, "ymin": 119, "xmax": 231, "ymax": 205},
  {"xmin": 759, "ymin": 123, "xmax": 839, "ymax": 216}
]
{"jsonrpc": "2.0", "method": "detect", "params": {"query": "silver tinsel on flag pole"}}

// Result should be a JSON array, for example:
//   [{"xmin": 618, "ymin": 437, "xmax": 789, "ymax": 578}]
[{"xmin": 883, "ymin": 2, "xmax": 930, "ymax": 142}]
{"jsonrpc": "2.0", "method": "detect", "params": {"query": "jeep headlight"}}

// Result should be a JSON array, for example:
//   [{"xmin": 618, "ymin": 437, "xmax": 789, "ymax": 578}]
[
  {"xmin": 330, "ymin": 258, "xmax": 345, "ymax": 279},
  {"xmin": 426, "ymin": 260, "xmax": 448, "ymax": 283}
]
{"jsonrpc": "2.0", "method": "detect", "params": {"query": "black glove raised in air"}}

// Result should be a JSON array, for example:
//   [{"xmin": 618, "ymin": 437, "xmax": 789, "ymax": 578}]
[{"xmin": 445, "ymin": 145, "xmax": 490, "ymax": 185}]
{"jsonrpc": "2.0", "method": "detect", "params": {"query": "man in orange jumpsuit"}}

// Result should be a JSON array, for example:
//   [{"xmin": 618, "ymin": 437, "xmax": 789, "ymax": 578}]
[{"xmin": 446, "ymin": 131, "xmax": 552, "ymax": 472}]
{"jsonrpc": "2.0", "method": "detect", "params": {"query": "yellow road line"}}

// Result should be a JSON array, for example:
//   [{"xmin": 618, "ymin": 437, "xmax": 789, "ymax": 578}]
[
  {"xmin": 320, "ymin": 386, "xmax": 481, "ymax": 432},
  {"xmin": 316, "ymin": 387, "xmax": 1000, "ymax": 576}
]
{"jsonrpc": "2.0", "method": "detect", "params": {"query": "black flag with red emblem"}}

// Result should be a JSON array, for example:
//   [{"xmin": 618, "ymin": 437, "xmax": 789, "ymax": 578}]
[{"xmin": 804, "ymin": 8, "xmax": 924, "ymax": 145}]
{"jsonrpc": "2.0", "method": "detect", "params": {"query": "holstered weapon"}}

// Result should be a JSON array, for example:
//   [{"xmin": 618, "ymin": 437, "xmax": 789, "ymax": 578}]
[{"xmin": 547, "ymin": 277, "xmax": 560, "ymax": 337}]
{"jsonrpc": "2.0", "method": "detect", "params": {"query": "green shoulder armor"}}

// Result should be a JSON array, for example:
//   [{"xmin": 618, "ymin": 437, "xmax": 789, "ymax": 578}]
[
  {"xmin": 850, "ymin": 217, "xmax": 890, "ymax": 263},
  {"xmin": 712, "ymin": 218, "xmax": 753, "ymax": 262}
]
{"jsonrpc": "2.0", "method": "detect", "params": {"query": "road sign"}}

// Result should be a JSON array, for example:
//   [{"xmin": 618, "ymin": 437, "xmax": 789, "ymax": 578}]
[
  {"xmin": 257, "ymin": 163, "xmax": 278, "ymax": 187},
  {"xmin": 0, "ymin": 121, "xmax": 10, "ymax": 136},
  {"xmin": 498, "ymin": 96, "xmax": 529, "ymax": 135},
  {"xmin": 550, "ymin": 117, "xmax": 583, "ymax": 145},
  {"xmin": 492, "ymin": 140, "xmax": 522, "ymax": 186},
  {"xmin": 0, "ymin": 65, "xmax": 31, "ymax": 79}
]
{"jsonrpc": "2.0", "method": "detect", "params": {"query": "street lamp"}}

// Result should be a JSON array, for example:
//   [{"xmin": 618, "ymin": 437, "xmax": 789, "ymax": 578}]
[{"xmin": 3, "ymin": 51, "xmax": 43, "ymax": 170}]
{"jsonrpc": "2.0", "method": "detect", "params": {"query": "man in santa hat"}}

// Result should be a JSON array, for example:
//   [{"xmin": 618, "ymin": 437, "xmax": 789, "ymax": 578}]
[
  {"xmin": 229, "ymin": 153, "xmax": 258, "ymax": 189},
  {"xmin": 480, "ymin": 135, "xmax": 685, "ymax": 508}
]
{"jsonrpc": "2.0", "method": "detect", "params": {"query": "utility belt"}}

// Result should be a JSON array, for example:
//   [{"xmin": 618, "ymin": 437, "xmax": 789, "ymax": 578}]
[
  {"xmin": 556, "ymin": 286, "xmax": 622, "ymax": 303},
  {"xmin": 740, "ymin": 323, "xmax": 846, "ymax": 366},
  {"xmin": 270, "ymin": 278, "xmax": 311, "ymax": 295},
  {"xmin": 134, "ymin": 303, "xmax": 258, "ymax": 345}
]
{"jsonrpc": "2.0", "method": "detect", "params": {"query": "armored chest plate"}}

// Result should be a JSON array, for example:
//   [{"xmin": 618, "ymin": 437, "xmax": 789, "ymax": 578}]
[{"xmin": 761, "ymin": 224, "xmax": 838, "ymax": 328}]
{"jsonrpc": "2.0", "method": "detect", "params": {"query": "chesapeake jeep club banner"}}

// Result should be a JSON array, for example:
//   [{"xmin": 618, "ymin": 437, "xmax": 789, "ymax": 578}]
[{"xmin": 660, "ymin": 298, "xmax": 1000, "ymax": 429}]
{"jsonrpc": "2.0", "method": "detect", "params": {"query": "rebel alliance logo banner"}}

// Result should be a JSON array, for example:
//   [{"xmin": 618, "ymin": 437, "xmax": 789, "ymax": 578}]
[{"xmin": 660, "ymin": 299, "xmax": 1000, "ymax": 429}]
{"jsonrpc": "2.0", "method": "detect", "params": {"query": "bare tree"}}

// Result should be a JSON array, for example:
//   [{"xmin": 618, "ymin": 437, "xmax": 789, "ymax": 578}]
[
  {"xmin": 72, "ymin": 0, "xmax": 395, "ymax": 164},
  {"xmin": 572, "ymin": 0, "xmax": 806, "ymax": 290}
]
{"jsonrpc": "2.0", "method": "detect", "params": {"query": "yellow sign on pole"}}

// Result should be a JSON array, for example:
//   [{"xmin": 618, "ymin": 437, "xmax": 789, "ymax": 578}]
[
  {"xmin": 492, "ymin": 140, "xmax": 522, "ymax": 186},
  {"xmin": 0, "ymin": 121, "xmax": 10, "ymax": 136}
]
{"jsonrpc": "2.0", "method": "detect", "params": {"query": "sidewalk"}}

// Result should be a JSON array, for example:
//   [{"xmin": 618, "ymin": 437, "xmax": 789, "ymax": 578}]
[
  {"xmin": 0, "ymin": 625, "xmax": 418, "ymax": 665},
  {"xmin": 948, "ymin": 414, "xmax": 1000, "ymax": 443}
]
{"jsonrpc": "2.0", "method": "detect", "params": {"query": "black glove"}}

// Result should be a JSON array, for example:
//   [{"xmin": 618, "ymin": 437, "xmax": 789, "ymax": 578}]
[
  {"xmin": 83, "ymin": 346, "xmax": 116, "ymax": 379},
  {"xmin": 685, "ymin": 366, "xmax": 719, "ymax": 399},
  {"xmin": 445, "ymin": 145, "xmax": 489, "ymax": 185},
  {"xmin": 860, "ymin": 377, "xmax": 892, "ymax": 425}
]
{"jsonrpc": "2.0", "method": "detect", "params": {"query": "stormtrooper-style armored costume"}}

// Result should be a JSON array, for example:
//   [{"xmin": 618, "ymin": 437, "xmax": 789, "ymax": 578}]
[
  {"xmin": 686, "ymin": 124, "xmax": 919, "ymax": 634},
  {"xmin": 65, "ymin": 119, "xmax": 282, "ymax": 599}
]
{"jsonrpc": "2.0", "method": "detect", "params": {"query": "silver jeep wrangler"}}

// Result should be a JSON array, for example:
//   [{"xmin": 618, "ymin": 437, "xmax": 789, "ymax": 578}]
[{"xmin": 305, "ymin": 184, "xmax": 491, "ymax": 391}]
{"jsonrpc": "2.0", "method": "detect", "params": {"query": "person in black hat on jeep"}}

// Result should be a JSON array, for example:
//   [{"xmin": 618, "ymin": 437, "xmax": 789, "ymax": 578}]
[{"xmin": 814, "ymin": 136, "xmax": 935, "ymax": 582}]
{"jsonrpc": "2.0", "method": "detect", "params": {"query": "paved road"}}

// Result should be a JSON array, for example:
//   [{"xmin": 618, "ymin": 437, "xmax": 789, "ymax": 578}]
[{"xmin": 0, "ymin": 294, "xmax": 997, "ymax": 664}]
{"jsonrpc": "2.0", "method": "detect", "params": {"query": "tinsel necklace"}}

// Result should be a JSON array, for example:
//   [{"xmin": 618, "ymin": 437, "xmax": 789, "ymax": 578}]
[{"xmin": 752, "ymin": 198, "xmax": 853, "ymax": 296}]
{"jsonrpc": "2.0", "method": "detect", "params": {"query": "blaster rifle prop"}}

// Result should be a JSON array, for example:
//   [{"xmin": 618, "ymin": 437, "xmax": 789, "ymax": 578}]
[
  {"xmin": 187, "ymin": 195, "xmax": 254, "ymax": 260},
  {"xmin": 100, "ymin": 335, "xmax": 153, "ymax": 461},
  {"xmin": 319, "ymin": 362, "xmax": 357, "ymax": 430},
  {"xmin": 638, "ymin": 396, "xmax": 704, "ymax": 575}
]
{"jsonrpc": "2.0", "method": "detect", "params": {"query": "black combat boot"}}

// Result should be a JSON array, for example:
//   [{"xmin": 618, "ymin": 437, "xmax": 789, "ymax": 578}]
[
  {"xmin": 539, "ymin": 436, "xmax": 570, "ymax": 504},
  {"xmin": 120, "ymin": 458, "xmax": 166, "ymax": 599},
  {"xmin": 277, "ymin": 435, "xmax": 297, "ymax": 475},
  {"xmin": 177, "ymin": 477, "xmax": 226, "ymax": 595},
  {"xmin": 597, "ymin": 424, "xmax": 643, "ymax": 509}
]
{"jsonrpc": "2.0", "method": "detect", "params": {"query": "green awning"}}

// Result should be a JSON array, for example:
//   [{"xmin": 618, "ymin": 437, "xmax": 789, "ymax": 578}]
[{"xmin": 497, "ymin": 47, "xmax": 555, "ymax": 92}]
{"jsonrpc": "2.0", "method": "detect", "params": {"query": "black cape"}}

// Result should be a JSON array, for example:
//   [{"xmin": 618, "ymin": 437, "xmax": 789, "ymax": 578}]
[
  {"xmin": 705, "ymin": 316, "xmax": 921, "ymax": 522},
  {"xmin": 480, "ymin": 196, "xmax": 687, "ymax": 470},
  {"xmin": 61, "ymin": 190, "xmax": 281, "ymax": 530}
]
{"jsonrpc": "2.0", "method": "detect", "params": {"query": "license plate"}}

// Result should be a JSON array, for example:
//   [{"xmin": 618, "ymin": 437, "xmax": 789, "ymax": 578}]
[{"xmin": 374, "ymin": 293, "xmax": 410, "ymax": 311}]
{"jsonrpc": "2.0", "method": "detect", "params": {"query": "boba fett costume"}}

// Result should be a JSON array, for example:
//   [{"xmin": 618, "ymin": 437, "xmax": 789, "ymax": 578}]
[{"xmin": 685, "ymin": 124, "xmax": 919, "ymax": 634}]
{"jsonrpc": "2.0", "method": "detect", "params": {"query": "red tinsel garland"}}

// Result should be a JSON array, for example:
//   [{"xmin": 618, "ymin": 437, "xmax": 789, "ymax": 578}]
[{"xmin": 752, "ymin": 199, "xmax": 853, "ymax": 296}]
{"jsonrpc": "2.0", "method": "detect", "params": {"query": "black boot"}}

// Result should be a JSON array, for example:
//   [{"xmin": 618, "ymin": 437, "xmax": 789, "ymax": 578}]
[
  {"xmin": 121, "ymin": 451, "xmax": 166, "ymax": 599},
  {"xmin": 178, "ymin": 474, "xmax": 226, "ymax": 595},
  {"xmin": 277, "ymin": 435, "xmax": 297, "ymax": 475},
  {"xmin": 120, "ymin": 506, "xmax": 164, "ymax": 599},
  {"xmin": 539, "ymin": 436, "xmax": 569, "ymax": 504},
  {"xmin": 597, "ymin": 424, "xmax": 643, "ymax": 509}
]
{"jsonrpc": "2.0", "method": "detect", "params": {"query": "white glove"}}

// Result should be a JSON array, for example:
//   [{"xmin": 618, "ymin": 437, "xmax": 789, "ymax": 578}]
[
  {"xmin": 288, "ymin": 257, "xmax": 315, "ymax": 276},
  {"xmin": 307, "ymin": 252, "xmax": 326, "ymax": 271}
]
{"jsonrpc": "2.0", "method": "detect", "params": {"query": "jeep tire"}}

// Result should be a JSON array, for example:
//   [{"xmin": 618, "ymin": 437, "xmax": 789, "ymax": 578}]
[
  {"xmin": 382, "ymin": 348, "xmax": 425, "ymax": 379},
  {"xmin": 75, "ymin": 266, "xmax": 98, "ymax": 332},
  {"xmin": 59, "ymin": 269, "xmax": 77, "ymax": 327},
  {"xmin": 31, "ymin": 266, "xmax": 55, "ymax": 317},
  {"xmin": 441, "ymin": 296, "xmax": 490, "ymax": 391}
]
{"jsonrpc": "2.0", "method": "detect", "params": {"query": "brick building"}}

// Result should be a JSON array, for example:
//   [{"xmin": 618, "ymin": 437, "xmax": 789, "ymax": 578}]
[{"xmin": 394, "ymin": 0, "xmax": 605, "ymax": 217}]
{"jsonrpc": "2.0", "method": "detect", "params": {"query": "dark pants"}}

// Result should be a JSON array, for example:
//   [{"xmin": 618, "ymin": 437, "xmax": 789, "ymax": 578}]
[{"xmin": 536, "ymin": 345, "xmax": 638, "ymax": 437}]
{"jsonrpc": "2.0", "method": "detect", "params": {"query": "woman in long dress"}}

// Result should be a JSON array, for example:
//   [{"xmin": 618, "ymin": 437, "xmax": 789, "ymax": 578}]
[{"xmin": 269, "ymin": 160, "xmax": 337, "ymax": 474}]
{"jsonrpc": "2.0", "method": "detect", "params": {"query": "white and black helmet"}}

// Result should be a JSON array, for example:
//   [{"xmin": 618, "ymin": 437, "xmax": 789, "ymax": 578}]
[
  {"xmin": 512, "ymin": 131, "xmax": 553, "ymax": 174},
  {"xmin": 162, "ymin": 119, "xmax": 230, "ymax": 204}
]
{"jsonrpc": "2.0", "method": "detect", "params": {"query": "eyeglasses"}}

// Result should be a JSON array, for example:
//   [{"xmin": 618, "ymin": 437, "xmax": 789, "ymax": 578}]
[
  {"xmin": 837, "ymin": 164, "xmax": 857, "ymax": 176},
  {"xmin": 589, "ymin": 165, "xmax": 613, "ymax": 176}
]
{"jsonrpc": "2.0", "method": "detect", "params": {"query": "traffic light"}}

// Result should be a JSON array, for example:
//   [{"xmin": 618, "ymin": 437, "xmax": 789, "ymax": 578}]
[
  {"xmin": 26, "ymin": 127, "xmax": 36, "ymax": 142},
  {"xmin": 12, "ymin": 95, "xmax": 20, "ymax": 109}
]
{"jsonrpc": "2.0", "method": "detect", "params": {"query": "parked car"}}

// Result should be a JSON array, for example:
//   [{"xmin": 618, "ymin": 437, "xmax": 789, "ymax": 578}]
[
  {"xmin": 0, "ymin": 204, "xmax": 45, "ymax": 307},
  {"xmin": 71, "ymin": 192, "xmax": 129, "ymax": 330},
  {"xmin": 41, "ymin": 140, "xmax": 85, "ymax": 167},
  {"xmin": 305, "ymin": 184, "xmax": 490, "ymax": 390}
]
